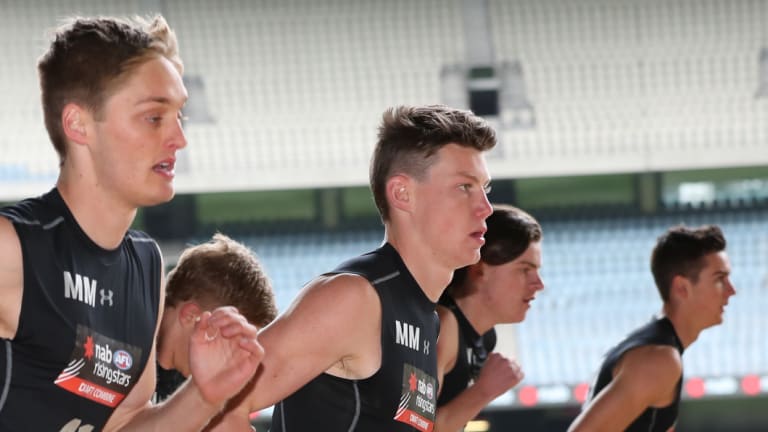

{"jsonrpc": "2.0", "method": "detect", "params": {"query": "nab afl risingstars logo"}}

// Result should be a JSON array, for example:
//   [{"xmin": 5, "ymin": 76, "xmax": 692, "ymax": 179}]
[
  {"xmin": 113, "ymin": 350, "xmax": 133, "ymax": 370},
  {"xmin": 55, "ymin": 325, "xmax": 142, "ymax": 411},
  {"xmin": 395, "ymin": 364, "xmax": 437, "ymax": 432}
]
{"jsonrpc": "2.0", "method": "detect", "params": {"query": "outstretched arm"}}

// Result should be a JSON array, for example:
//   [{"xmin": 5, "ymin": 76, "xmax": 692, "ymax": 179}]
[
  {"xmin": 435, "ymin": 352, "xmax": 523, "ymax": 432},
  {"xmin": 237, "ymin": 273, "xmax": 383, "ymax": 414},
  {"xmin": 433, "ymin": 306, "xmax": 525, "ymax": 432},
  {"xmin": 568, "ymin": 345, "xmax": 682, "ymax": 432}
]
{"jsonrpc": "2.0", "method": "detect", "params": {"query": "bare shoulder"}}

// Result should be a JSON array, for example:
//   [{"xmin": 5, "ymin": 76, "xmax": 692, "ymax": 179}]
[
  {"xmin": 436, "ymin": 304, "xmax": 459, "ymax": 345},
  {"xmin": 259, "ymin": 272, "xmax": 382, "ymax": 362},
  {"xmin": 436, "ymin": 304, "xmax": 458, "ymax": 330},
  {"xmin": 614, "ymin": 344, "xmax": 682, "ymax": 397},
  {"xmin": 0, "ymin": 215, "xmax": 23, "ymax": 339},
  {"xmin": 242, "ymin": 273, "xmax": 384, "ymax": 410},
  {"xmin": 312, "ymin": 272, "xmax": 379, "ymax": 297},
  {"xmin": 266, "ymin": 272, "xmax": 382, "ymax": 347},
  {"xmin": 283, "ymin": 273, "xmax": 381, "ymax": 319},
  {"xmin": 0, "ymin": 216, "xmax": 22, "ymax": 271},
  {"xmin": 435, "ymin": 304, "xmax": 460, "ymax": 378},
  {"xmin": 568, "ymin": 344, "xmax": 682, "ymax": 431},
  {"xmin": 619, "ymin": 345, "xmax": 682, "ymax": 376}
]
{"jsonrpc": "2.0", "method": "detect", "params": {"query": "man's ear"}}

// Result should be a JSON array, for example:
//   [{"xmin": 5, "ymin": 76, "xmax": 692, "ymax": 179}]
[
  {"xmin": 178, "ymin": 301, "xmax": 203, "ymax": 326},
  {"xmin": 669, "ymin": 275, "xmax": 691, "ymax": 301},
  {"xmin": 61, "ymin": 103, "xmax": 91, "ymax": 145},
  {"xmin": 387, "ymin": 175, "xmax": 412, "ymax": 214}
]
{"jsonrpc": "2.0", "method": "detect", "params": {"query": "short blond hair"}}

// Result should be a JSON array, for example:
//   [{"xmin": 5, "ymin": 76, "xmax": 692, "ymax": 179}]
[
  {"xmin": 38, "ymin": 15, "xmax": 182, "ymax": 164},
  {"xmin": 165, "ymin": 234, "xmax": 277, "ymax": 328}
]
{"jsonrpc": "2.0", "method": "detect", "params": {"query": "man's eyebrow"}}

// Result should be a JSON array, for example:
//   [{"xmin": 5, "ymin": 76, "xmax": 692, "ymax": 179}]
[
  {"xmin": 135, "ymin": 96, "xmax": 188, "ymax": 106},
  {"xmin": 456, "ymin": 171, "xmax": 491, "ymax": 186},
  {"xmin": 135, "ymin": 96, "xmax": 171, "ymax": 105}
]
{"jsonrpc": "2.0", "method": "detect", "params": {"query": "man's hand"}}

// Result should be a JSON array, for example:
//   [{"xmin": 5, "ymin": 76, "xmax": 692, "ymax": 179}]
[
  {"xmin": 474, "ymin": 353, "xmax": 524, "ymax": 400},
  {"xmin": 189, "ymin": 306, "xmax": 264, "ymax": 407}
]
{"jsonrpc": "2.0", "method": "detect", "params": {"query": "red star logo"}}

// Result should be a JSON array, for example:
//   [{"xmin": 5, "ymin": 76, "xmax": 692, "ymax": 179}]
[
  {"xmin": 83, "ymin": 336, "xmax": 94, "ymax": 360},
  {"xmin": 408, "ymin": 372, "xmax": 417, "ymax": 392}
]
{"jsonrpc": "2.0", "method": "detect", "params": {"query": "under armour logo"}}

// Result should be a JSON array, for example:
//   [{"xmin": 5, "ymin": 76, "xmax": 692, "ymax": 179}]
[
  {"xmin": 60, "ymin": 418, "xmax": 94, "ymax": 432},
  {"xmin": 423, "ymin": 340, "xmax": 430, "ymax": 355},
  {"xmin": 99, "ymin": 289, "xmax": 114, "ymax": 307}
]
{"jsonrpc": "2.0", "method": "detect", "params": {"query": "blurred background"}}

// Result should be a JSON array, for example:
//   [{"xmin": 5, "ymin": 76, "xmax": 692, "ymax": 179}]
[{"xmin": 1, "ymin": 0, "xmax": 767, "ymax": 430}]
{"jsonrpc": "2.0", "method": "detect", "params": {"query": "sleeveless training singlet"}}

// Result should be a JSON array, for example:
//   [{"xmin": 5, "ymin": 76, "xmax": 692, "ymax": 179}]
[
  {"xmin": 271, "ymin": 243, "xmax": 440, "ymax": 432},
  {"xmin": 586, "ymin": 316, "xmax": 684, "ymax": 432},
  {"xmin": 436, "ymin": 294, "xmax": 496, "ymax": 406},
  {"xmin": 0, "ymin": 188, "xmax": 161, "ymax": 431}
]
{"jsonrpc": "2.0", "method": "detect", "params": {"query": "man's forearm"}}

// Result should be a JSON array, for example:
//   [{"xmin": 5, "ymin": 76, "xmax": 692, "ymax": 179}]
[
  {"xmin": 107, "ymin": 380, "xmax": 224, "ymax": 432},
  {"xmin": 434, "ymin": 385, "xmax": 496, "ymax": 432}
]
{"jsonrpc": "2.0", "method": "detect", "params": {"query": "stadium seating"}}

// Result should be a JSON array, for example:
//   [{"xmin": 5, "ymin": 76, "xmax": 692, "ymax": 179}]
[{"xmin": 3, "ymin": 0, "xmax": 768, "ymax": 200}]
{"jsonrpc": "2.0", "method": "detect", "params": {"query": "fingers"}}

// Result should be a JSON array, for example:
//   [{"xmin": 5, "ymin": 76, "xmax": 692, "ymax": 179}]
[
  {"xmin": 193, "ymin": 307, "xmax": 262, "ymax": 360},
  {"xmin": 480, "ymin": 353, "xmax": 525, "ymax": 391},
  {"xmin": 205, "ymin": 307, "xmax": 259, "ymax": 339},
  {"xmin": 239, "ymin": 337, "xmax": 265, "ymax": 360},
  {"xmin": 193, "ymin": 311, "xmax": 213, "ymax": 336},
  {"xmin": 509, "ymin": 362, "xmax": 525, "ymax": 385}
]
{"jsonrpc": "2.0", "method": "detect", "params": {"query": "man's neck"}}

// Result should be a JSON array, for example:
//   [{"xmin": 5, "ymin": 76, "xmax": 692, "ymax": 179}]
[
  {"xmin": 454, "ymin": 295, "xmax": 494, "ymax": 335},
  {"xmin": 662, "ymin": 305, "xmax": 702, "ymax": 350},
  {"xmin": 57, "ymin": 175, "xmax": 137, "ymax": 250},
  {"xmin": 385, "ymin": 229, "xmax": 453, "ymax": 303}
]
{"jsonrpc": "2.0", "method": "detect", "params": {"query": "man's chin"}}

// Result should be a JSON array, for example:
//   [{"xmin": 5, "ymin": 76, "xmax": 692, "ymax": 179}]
[
  {"xmin": 463, "ymin": 249, "xmax": 482, "ymax": 266},
  {"xmin": 143, "ymin": 191, "xmax": 175, "ymax": 207}
]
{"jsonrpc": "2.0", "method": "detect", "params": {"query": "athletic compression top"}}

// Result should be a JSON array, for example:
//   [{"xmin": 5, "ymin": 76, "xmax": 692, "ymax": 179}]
[
  {"xmin": 586, "ymin": 316, "xmax": 684, "ymax": 432},
  {"xmin": 271, "ymin": 243, "xmax": 440, "ymax": 432},
  {"xmin": 0, "ymin": 188, "xmax": 161, "ymax": 431},
  {"xmin": 436, "ymin": 294, "xmax": 496, "ymax": 406}
]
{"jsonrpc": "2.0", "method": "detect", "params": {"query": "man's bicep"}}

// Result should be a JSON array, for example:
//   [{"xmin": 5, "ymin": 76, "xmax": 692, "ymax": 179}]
[
  {"xmin": 571, "ymin": 375, "xmax": 652, "ymax": 431},
  {"xmin": 570, "ymin": 348, "xmax": 678, "ymax": 432},
  {"xmin": 0, "ymin": 216, "xmax": 23, "ymax": 339},
  {"xmin": 246, "ymin": 274, "xmax": 380, "ymax": 410},
  {"xmin": 435, "ymin": 307, "xmax": 459, "ymax": 392}
]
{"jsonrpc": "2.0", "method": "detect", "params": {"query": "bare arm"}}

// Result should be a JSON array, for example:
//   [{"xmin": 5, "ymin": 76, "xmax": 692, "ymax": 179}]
[
  {"xmin": 238, "ymin": 273, "xmax": 383, "ymax": 413},
  {"xmin": 434, "ymin": 306, "xmax": 523, "ymax": 432},
  {"xmin": 0, "ymin": 216, "xmax": 23, "ymax": 340},
  {"xmin": 435, "ymin": 353, "xmax": 523, "ymax": 432},
  {"xmin": 105, "ymin": 260, "xmax": 263, "ymax": 431},
  {"xmin": 104, "ymin": 349, "xmax": 224, "ymax": 432},
  {"xmin": 568, "ymin": 345, "xmax": 682, "ymax": 432},
  {"xmin": 435, "ymin": 305, "xmax": 460, "ymax": 395},
  {"xmin": 203, "ymin": 377, "xmax": 262, "ymax": 432}
]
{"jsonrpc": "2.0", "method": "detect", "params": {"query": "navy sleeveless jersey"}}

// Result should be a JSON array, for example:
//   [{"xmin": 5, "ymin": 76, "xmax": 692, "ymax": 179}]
[
  {"xmin": 586, "ymin": 316, "xmax": 684, "ymax": 432},
  {"xmin": 272, "ymin": 243, "xmax": 440, "ymax": 432},
  {"xmin": 436, "ymin": 294, "xmax": 496, "ymax": 406},
  {"xmin": 0, "ymin": 188, "xmax": 162, "ymax": 431}
]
